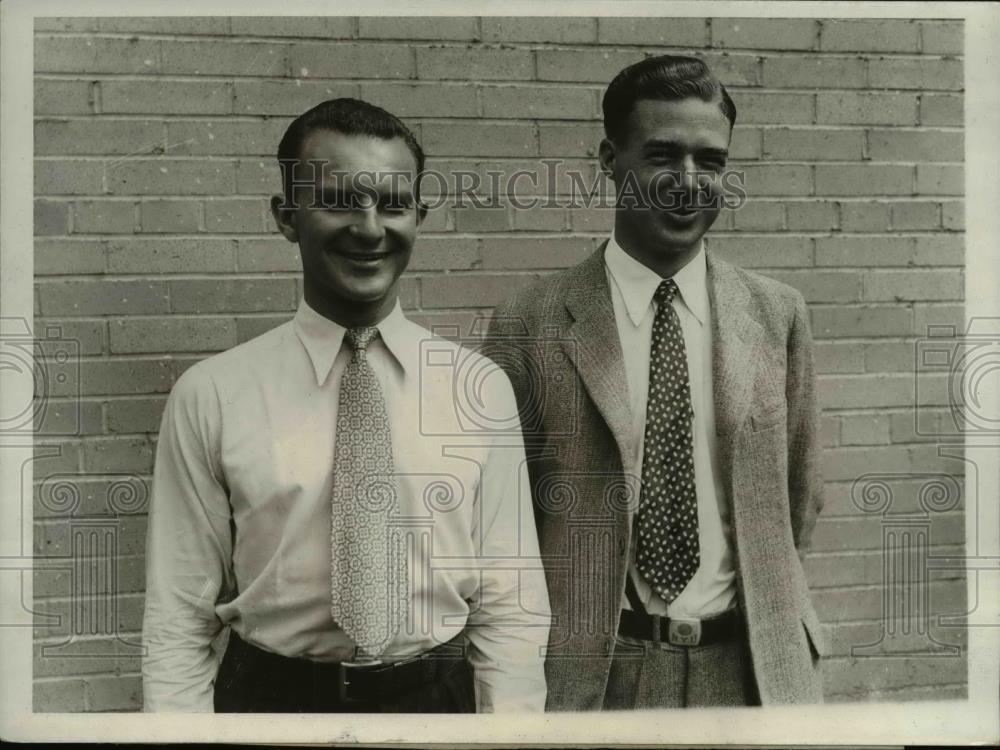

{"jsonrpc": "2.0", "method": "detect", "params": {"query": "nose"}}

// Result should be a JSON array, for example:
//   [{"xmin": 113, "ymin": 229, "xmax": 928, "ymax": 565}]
[
  {"xmin": 677, "ymin": 154, "xmax": 698, "ymax": 191},
  {"xmin": 350, "ymin": 205, "xmax": 385, "ymax": 243}
]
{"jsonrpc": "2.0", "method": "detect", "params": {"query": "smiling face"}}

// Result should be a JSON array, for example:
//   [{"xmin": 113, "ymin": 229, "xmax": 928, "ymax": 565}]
[
  {"xmin": 599, "ymin": 97, "xmax": 731, "ymax": 277},
  {"xmin": 271, "ymin": 129, "xmax": 421, "ymax": 327}
]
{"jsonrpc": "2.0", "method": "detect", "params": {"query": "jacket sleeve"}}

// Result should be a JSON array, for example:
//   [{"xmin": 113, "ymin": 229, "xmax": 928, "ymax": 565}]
[{"xmin": 785, "ymin": 291, "xmax": 824, "ymax": 560}]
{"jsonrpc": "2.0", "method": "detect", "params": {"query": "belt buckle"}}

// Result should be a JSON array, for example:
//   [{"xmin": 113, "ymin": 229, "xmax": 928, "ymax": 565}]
[
  {"xmin": 668, "ymin": 618, "xmax": 701, "ymax": 647},
  {"xmin": 338, "ymin": 655, "xmax": 382, "ymax": 703}
]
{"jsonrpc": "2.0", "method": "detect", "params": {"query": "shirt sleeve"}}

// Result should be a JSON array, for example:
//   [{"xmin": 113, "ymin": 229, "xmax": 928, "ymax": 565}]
[
  {"xmin": 142, "ymin": 364, "xmax": 234, "ymax": 712},
  {"xmin": 464, "ymin": 371, "xmax": 551, "ymax": 713}
]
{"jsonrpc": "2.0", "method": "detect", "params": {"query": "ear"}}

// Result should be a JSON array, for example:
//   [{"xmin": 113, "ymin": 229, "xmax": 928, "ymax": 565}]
[
  {"xmin": 270, "ymin": 194, "xmax": 298, "ymax": 243},
  {"xmin": 598, "ymin": 138, "xmax": 616, "ymax": 179}
]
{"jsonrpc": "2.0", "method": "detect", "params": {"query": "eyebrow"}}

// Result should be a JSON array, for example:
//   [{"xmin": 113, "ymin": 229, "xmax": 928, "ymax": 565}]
[{"xmin": 642, "ymin": 139, "xmax": 729, "ymax": 156}]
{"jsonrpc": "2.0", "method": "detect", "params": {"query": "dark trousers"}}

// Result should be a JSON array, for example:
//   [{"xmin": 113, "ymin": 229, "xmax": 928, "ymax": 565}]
[{"xmin": 214, "ymin": 632, "xmax": 476, "ymax": 713}]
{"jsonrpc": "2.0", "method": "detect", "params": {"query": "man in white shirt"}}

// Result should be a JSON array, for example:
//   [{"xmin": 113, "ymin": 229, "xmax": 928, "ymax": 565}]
[
  {"xmin": 487, "ymin": 55, "xmax": 826, "ymax": 709},
  {"xmin": 142, "ymin": 98, "xmax": 550, "ymax": 713}
]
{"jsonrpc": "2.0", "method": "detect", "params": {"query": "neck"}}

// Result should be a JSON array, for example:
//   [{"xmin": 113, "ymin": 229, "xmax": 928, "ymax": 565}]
[
  {"xmin": 303, "ymin": 282, "xmax": 397, "ymax": 329},
  {"xmin": 614, "ymin": 222, "xmax": 702, "ymax": 280}
]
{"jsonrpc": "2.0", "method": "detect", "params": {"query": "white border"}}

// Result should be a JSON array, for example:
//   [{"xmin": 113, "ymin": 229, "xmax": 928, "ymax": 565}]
[{"xmin": 2, "ymin": 0, "xmax": 998, "ymax": 744}]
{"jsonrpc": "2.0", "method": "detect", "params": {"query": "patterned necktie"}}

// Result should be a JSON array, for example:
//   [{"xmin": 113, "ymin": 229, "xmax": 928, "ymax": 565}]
[
  {"xmin": 330, "ymin": 326, "xmax": 409, "ymax": 658},
  {"xmin": 635, "ymin": 280, "xmax": 700, "ymax": 603}
]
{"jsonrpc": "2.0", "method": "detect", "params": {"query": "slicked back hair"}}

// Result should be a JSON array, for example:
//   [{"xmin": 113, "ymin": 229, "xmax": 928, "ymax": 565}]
[
  {"xmin": 276, "ymin": 97, "xmax": 425, "ymax": 205},
  {"xmin": 602, "ymin": 55, "xmax": 737, "ymax": 144}
]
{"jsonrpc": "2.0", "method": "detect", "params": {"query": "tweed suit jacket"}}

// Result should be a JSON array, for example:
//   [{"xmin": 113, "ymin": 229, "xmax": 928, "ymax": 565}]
[{"xmin": 484, "ymin": 245, "xmax": 828, "ymax": 710}]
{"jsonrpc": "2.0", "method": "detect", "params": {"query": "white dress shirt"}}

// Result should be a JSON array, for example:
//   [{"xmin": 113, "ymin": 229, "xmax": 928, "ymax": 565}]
[
  {"xmin": 604, "ymin": 236, "xmax": 737, "ymax": 619},
  {"xmin": 142, "ymin": 298, "xmax": 550, "ymax": 712}
]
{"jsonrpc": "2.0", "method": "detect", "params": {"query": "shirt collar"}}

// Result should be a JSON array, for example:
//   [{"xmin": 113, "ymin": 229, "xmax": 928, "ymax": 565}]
[
  {"xmin": 293, "ymin": 297, "xmax": 414, "ymax": 386},
  {"xmin": 604, "ymin": 233, "xmax": 709, "ymax": 328}
]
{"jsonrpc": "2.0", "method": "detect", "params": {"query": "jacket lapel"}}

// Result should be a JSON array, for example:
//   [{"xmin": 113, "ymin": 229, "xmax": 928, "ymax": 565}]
[
  {"xmin": 563, "ymin": 246, "xmax": 634, "ymax": 474},
  {"xmin": 707, "ymin": 252, "xmax": 765, "ymax": 503}
]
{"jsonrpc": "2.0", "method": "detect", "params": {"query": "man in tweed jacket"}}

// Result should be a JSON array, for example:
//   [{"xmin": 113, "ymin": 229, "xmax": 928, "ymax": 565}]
[{"xmin": 485, "ymin": 55, "xmax": 827, "ymax": 710}]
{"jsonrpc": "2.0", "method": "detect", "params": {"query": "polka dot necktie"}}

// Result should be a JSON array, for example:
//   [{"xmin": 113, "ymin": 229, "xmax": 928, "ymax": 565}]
[
  {"xmin": 329, "ymin": 326, "xmax": 409, "ymax": 658},
  {"xmin": 635, "ymin": 280, "xmax": 699, "ymax": 603}
]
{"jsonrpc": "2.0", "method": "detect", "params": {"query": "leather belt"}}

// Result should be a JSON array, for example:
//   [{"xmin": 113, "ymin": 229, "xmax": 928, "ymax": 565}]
[{"xmin": 618, "ymin": 607, "xmax": 741, "ymax": 647}]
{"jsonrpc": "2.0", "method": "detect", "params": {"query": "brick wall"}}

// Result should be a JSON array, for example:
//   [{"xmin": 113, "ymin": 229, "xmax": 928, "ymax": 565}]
[{"xmin": 32, "ymin": 16, "xmax": 966, "ymax": 711}]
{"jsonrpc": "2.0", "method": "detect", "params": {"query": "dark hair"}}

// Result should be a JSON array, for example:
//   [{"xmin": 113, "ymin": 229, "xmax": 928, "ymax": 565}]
[
  {"xmin": 602, "ymin": 55, "xmax": 737, "ymax": 143},
  {"xmin": 276, "ymin": 97, "xmax": 425, "ymax": 204}
]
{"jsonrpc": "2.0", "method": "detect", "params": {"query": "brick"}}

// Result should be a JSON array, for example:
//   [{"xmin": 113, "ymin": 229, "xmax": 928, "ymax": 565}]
[
  {"xmin": 37, "ymin": 280, "xmax": 169, "ymax": 316},
  {"xmin": 863, "ymin": 270, "xmax": 962, "ymax": 302},
  {"xmin": 107, "ymin": 238, "xmax": 236, "ymax": 274},
  {"xmin": 33, "ymin": 678, "xmax": 86, "ymax": 712},
  {"xmin": 107, "ymin": 159, "xmax": 234, "ymax": 197},
  {"xmin": 822, "ymin": 649, "xmax": 966, "ymax": 695},
  {"xmin": 453, "ymin": 206, "xmax": 509, "ymax": 233},
  {"xmin": 815, "ymin": 165, "xmax": 913, "ymax": 196},
  {"xmin": 359, "ymin": 17, "xmax": 478, "ymax": 40},
  {"xmin": 786, "ymin": 200, "xmax": 838, "ymax": 231},
  {"xmin": 35, "ymin": 119, "xmax": 166, "ymax": 157},
  {"xmin": 821, "ymin": 19, "xmax": 920, "ymax": 52},
  {"xmin": 99, "ymin": 17, "xmax": 231, "ymax": 35},
  {"xmin": 35, "ymin": 159, "xmax": 104, "ymax": 196},
  {"xmin": 32, "ymin": 592, "xmax": 146, "ymax": 639},
  {"xmin": 729, "ymin": 126, "xmax": 762, "ymax": 160},
  {"xmin": 165, "ymin": 119, "xmax": 285, "ymax": 157},
  {"xmin": 814, "ymin": 341, "xmax": 865, "ymax": 374},
  {"xmin": 511, "ymin": 204, "xmax": 567, "ymax": 232},
  {"xmin": 33, "ymin": 638, "xmax": 143, "ymax": 678},
  {"xmin": 916, "ymin": 164, "xmax": 963, "ymax": 195},
  {"xmin": 766, "ymin": 271, "xmax": 862, "ymax": 303},
  {"xmin": 921, "ymin": 21, "xmax": 964, "ymax": 55},
  {"xmin": 941, "ymin": 201, "xmax": 963, "ymax": 230},
  {"xmin": 204, "ymin": 199, "xmax": 266, "ymax": 233},
  {"xmin": 169, "ymin": 278, "xmax": 297, "ymax": 314},
  {"xmin": 72, "ymin": 200, "xmax": 136, "ymax": 234},
  {"xmin": 35, "ymin": 79, "xmax": 94, "ymax": 115},
  {"xmin": 920, "ymin": 94, "xmax": 963, "ymax": 126},
  {"xmin": 568, "ymin": 205, "xmax": 615, "ymax": 233},
  {"xmin": 818, "ymin": 373, "xmax": 916, "ymax": 410},
  {"xmin": 410, "ymin": 311, "xmax": 488, "ymax": 341},
  {"xmin": 35, "ymin": 399, "xmax": 102, "ymax": 436},
  {"xmin": 480, "ymin": 237, "xmax": 595, "ymax": 270},
  {"xmin": 761, "ymin": 56, "xmax": 866, "ymax": 88},
  {"xmin": 762, "ymin": 128, "xmax": 864, "ymax": 161},
  {"xmin": 729, "ymin": 201, "xmax": 785, "ymax": 231},
  {"xmin": 737, "ymin": 164, "xmax": 811, "ymax": 196},
  {"xmin": 35, "ymin": 35, "xmax": 159, "ymax": 75},
  {"xmin": 812, "ymin": 306, "xmax": 912, "ymax": 338},
  {"xmin": 712, "ymin": 18, "xmax": 818, "ymax": 50},
  {"xmin": 86, "ymin": 675, "xmax": 143, "ymax": 712},
  {"xmin": 160, "ymin": 40, "xmax": 286, "ymax": 76},
  {"xmin": 34, "ymin": 318, "xmax": 105, "ymax": 355},
  {"xmin": 840, "ymin": 414, "xmax": 892, "ymax": 445},
  {"xmin": 360, "ymin": 82, "xmax": 478, "ymax": 118},
  {"xmin": 890, "ymin": 201, "xmax": 940, "ymax": 230},
  {"xmin": 481, "ymin": 85, "xmax": 595, "ymax": 120},
  {"xmin": 407, "ymin": 237, "xmax": 480, "ymax": 271},
  {"xmin": 417, "ymin": 46, "xmax": 533, "ymax": 81},
  {"xmin": 138, "ymin": 200, "xmax": 200, "ymax": 233},
  {"xmin": 234, "ymin": 315, "xmax": 291, "ymax": 344},
  {"xmin": 817, "ymin": 92, "xmax": 918, "ymax": 126},
  {"xmin": 106, "ymin": 397, "xmax": 168, "ymax": 434},
  {"xmin": 839, "ymin": 202, "xmax": 891, "ymax": 232},
  {"xmin": 236, "ymin": 239, "xmax": 301, "ymax": 272},
  {"xmin": 290, "ymin": 42, "xmax": 414, "ymax": 79},
  {"xmin": 419, "ymin": 204, "xmax": 450, "ymax": 232},
  {"xmin": 536, "ymin": 48, "xmax": 644, "ymax": 83},
  {"xmin": 737, "ymin": 93, "xmax": 814, "ymax": 124},
  {"xmin": 35, "ymin": 200, "xmax": 69, "ymax": 236},
  {"xmin": 698, "ymin": 53, "xmax": 762, "ymax": 87},
  {"xmin": 889, "ymin": 408, "xmax": 960, "ymax": 444},
  {"xmin": 538, "ymin": 123, "xmax": 604, "ymax": 158},
  {"xmin": 421, "ymin": 272, "xmax": 542, "ymax": 309},
  {"xmin": 824, "ymin": 445, "xmax": 963, "ymax": 486},
  {"xmin": 233, "ymin": 158, "xmax": 281, "ymax": 196},
  {"xmin": 816, "ymin": 236, "xmax": 963, "ymax": 267},
  {"xmin": 864, "ymin": 341, "xmax": 919, "ymax": 373},
  {"xmin": 230, "ymin": 17, "xmax": 356, "ymax": 38},
  {"xmin": 706, "ymin": 236, "xmax": 813, "ymax": 268},
  {"xmin": 101, "ymin": 80, "xmax": 233, "ymax": 116},
  {"xmin": 819, "ymin": 414, "xmax": 839, "ymax": 447},
  {"xmin": 233, "ymin": 79, "xmax": 359, "ymax": 117},
  {"xmin": 597, "ymin": 17, "xmax": 707, "ymax": 46},
  {"xmin": 422, "ymin": 122, "xmax": 536, "ymax": 158},
  {"xmin": 869, "ymin": 58, "xmax": 963, "ymax": 91},
  {"xmin": 486, "ymin": 17, "xmax": 596, "ymax": 44},
  {"xmin": 807, "ymin": 545, "xmax": 966, "ymax": 588},
  {"xmin": 109, "ymin": 317, "xmax": 237, "ymax": 354},
  {"xmin": 912, "ymin": 302, "xmax": 963, "ymax": 335},
  {"xmin": 81, "ymin": 437, "xmax": 155, "ymax": 473}
]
